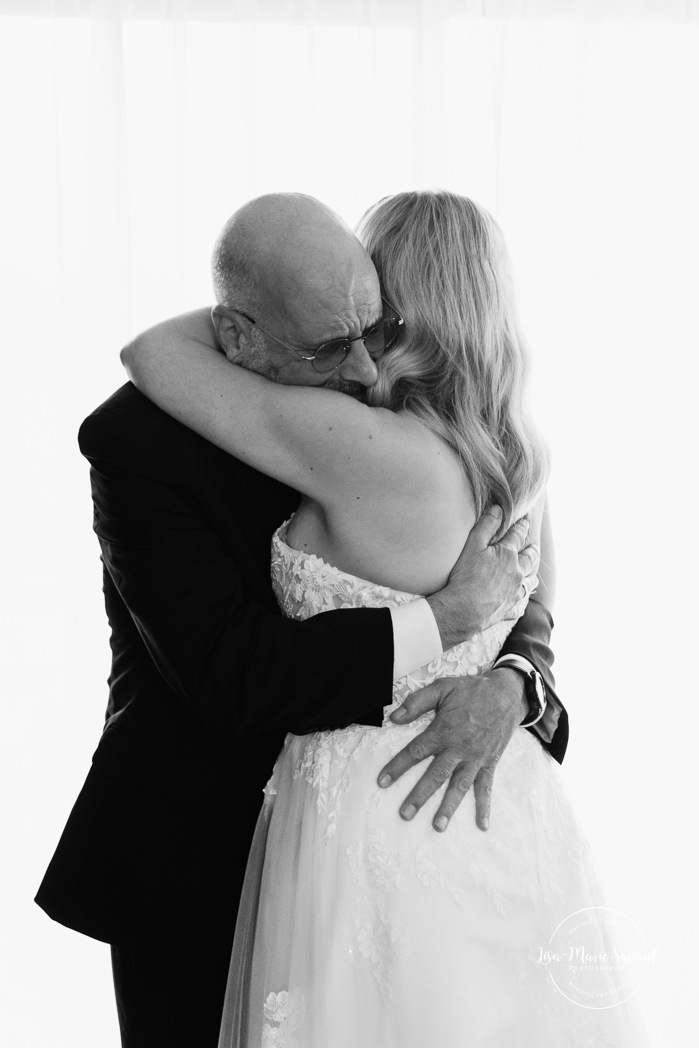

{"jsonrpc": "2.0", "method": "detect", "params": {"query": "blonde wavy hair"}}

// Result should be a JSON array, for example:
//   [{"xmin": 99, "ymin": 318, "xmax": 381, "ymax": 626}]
[{"xmin": 357, "ymin": 190, "xmax": 549, "ymax": 532}]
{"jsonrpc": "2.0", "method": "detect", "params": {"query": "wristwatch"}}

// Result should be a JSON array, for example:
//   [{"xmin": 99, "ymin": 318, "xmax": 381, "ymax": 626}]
[{"xmin": 493, "ymin": 654, "xmax": 547, "ymax": 727}]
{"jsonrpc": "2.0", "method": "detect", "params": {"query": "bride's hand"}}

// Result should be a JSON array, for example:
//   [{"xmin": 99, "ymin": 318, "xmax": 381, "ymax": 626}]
[
  {"xmin": 426, "ymin": 506, "xmax": 540, "ymax": 651},
  {"xmin": 376, "ymin": 668, "xmax": 527, "ymax": 832}
]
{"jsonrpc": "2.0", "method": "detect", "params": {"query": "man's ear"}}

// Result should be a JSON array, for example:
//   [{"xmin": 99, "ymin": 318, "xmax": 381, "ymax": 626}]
[{"xmin": 211, "ymin": 306, "xmax": 255, "ymax": 363}]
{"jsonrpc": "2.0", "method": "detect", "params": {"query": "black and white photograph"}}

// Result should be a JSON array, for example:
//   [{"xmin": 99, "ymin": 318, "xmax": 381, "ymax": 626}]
[{"xmin": 2, "ymin": 1, "xmax": 697, "ymax": 1045}]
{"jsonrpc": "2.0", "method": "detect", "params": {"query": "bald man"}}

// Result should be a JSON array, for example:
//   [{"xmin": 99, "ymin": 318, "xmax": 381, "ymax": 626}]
[{"xmin": 35, "ymin": 194, "xmax": 566, "ymax": 1047}]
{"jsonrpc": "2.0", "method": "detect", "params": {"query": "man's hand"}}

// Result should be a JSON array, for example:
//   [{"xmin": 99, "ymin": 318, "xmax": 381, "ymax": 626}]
[
  {"xmin": 377, "ymin": 668, "xmax": 527, "ymax": 832},
  {"xmin": 426, "ymin": 506, "xmax": 539, "ymax": 650}
]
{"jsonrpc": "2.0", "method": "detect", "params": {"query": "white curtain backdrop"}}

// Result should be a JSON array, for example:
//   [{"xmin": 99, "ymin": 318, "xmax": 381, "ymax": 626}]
[{"xmin": 2, "ymin": 1, "xmax": 697, "ymax": 1044}]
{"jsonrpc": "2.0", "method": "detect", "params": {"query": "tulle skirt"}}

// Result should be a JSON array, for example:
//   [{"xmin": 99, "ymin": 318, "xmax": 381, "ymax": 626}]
[{"xmin": 219, "ymin": 719, "xmax": 650, "ymax": 1047}]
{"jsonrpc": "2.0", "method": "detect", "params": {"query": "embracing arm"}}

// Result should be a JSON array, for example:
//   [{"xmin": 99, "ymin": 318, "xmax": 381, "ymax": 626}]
[
  {"xmin": 497, "ymin": 498, "xmax": 568, "ymax": 762},
  {"xmin": 121, "ymin": 309, "xmax": 445, "ymax": 509},
  {"xmin": 80, "ymin": 405, "xmax": 392, "ymax": 740},
  {"xmin": 81, "ymin": 391, "xmax": 541, "ymax": 750},
  {"xmin": 376, "ymin": 498, "xmax": 566, "ymax": 835}
]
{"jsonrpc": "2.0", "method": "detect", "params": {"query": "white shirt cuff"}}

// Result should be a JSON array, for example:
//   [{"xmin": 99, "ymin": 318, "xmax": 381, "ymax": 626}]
[
  {"xmin": 493, "ymin": 653, "xmax": 536, "ymax": 675},
  {"xmin": 390, "ymin": 599, "xmax": 443, "ymax": 681}
]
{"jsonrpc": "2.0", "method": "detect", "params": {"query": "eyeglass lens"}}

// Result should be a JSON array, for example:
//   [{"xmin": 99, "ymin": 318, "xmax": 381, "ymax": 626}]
[{"xmin": 313, "ymin": 315, "xmax": 401, "ymax": 372}]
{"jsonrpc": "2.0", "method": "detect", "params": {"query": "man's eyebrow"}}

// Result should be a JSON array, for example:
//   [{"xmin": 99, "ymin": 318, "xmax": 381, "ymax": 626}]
[
  {"xmin": 287, "ymin": 310, "xmax": 384, "ymax": 351},
  {"xmin": 286, "ymin": 333, "xmax": 330, "ymax": 351}
]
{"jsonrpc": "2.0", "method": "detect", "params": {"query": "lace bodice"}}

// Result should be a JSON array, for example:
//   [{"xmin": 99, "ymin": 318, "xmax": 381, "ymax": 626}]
[{"xmin": 271, "ymin": 518, "xmax": 526, "ymax": 715}]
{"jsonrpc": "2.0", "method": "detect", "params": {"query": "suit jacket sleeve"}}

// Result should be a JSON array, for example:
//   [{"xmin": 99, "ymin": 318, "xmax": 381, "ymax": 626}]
[
  {"xmin": 498, "ymin": 597, "xmax": 569, "ymax": 763},
  {"xmin": 80, "ymin": 406, "xmax": 391, "ymax": 740}
]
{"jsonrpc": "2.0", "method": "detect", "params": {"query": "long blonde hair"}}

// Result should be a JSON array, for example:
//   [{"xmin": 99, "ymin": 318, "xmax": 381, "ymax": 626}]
[{"xmin": 357, "ymin": 190, "xmax": 549, "ymax": 532}]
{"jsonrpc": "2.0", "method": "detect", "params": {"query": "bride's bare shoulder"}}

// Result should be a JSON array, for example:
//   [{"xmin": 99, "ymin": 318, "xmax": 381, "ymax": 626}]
[
  {"xmin": 294, "ymin": 408, "xmax": 477, "ymax": 593},
  {"xmin": 379, "ymin": 407, "xmax": 472, "ymax": 499},
  {"xmin": 340, "ymin": 409, "xmax": 475, "ymax": 567}
]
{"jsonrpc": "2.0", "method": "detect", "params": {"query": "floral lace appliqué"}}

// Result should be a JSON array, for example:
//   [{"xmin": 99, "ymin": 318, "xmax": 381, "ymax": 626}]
[{"xmin": 261, "ymin": 989, "xmax": 304, "ymax": 1048}]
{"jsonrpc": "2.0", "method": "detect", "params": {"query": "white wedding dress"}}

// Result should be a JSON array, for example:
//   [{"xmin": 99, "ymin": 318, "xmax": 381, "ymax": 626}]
[{"xmin": 218, "ymin": 520, "xmax": 649, "ymax": 1048}]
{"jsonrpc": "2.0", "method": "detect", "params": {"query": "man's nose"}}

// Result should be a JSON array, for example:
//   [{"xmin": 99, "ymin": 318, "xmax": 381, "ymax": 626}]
[{"xmin": 339, "ymin": 337, "xmax": 380, "ymax": 387}]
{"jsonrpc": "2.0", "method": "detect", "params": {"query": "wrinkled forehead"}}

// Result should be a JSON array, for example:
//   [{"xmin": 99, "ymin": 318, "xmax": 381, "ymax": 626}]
[{"xmin": 265, "ymin": 248, "xmax": 382, "ymax": 343}]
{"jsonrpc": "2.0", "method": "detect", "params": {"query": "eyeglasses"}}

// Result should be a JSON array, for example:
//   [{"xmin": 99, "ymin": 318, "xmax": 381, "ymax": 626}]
[{"xmin": 220, "ymin": 297, "xmax": 404, "ymax": 373}]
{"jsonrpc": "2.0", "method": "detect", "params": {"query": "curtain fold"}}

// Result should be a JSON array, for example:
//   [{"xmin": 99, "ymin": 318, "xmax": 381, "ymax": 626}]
[{"xmin": 3, "ymin": 0, "xmax": 699, "ymax": 21}]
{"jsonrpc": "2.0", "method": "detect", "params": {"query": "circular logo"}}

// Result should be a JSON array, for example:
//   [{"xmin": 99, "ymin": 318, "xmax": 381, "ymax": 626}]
[{"xmin": 538, "ymin": 906, "xmax": 656, "ymax": 1009}]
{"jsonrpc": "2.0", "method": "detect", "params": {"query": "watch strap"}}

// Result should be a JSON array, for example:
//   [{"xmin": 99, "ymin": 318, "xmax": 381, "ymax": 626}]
[{"xmin": 493, "ymin": 654, "xmax": 547, "ymax": 727}]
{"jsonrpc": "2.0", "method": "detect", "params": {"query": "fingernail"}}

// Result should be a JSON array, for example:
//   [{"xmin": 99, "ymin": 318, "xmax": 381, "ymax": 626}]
[
  {"xmin": 392, "ymin": 707, "xmax": 408, "ymax": 721},
  {"xmin": 434, "ymin": 816, "xmax": 448, "ymax": 832},
  {"xmin": 401, "ymin": 804, "xmax": 416, "ymax": 820},
  {"xmin": 378, "ymin": 774, "xmax": 392, "ymax": 788},
  {"xmin": 481, "ymin": 816, "xmax": 489, "ymax": 832}
]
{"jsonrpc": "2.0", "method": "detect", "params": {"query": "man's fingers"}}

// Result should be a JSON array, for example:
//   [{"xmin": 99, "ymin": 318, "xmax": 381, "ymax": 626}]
[
  {"xmin": 390, "ymin": 680, "xmax": 446, "ymax": 724},
  {"xmin": 463, "ymin": 504, "xmax": 503, "ymax": 552},
  {"xmin": 377, "ymin": 728, "xmax": 439, "ymax": 789},
  {"xmin": 432, "ymin": 761, "xmax": 481, "ymax": 832},
  {"xmin": 473, "ymin": 765, "xmax": 496, "ymax": 832},
  {"xmin": 499, "ymin": 514, "xmax": 530, "ymax": 553},
  {"xmin": 396, "ymin": 754, "xmax": 461, "ymax": 821},
  {"xmin": 517, "ymin": 542, "xmax": 540, "ymax": 580}
]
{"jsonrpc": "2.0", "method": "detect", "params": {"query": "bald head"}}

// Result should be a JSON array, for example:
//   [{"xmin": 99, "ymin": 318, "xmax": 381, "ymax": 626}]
[{"xmin": 211, "ymin": 193, "xmax": 380, "ymax": 342}]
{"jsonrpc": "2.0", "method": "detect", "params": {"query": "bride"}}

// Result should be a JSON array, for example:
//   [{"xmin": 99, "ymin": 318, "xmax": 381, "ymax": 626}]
[{"xmin": 123, "ymin": 191, "xmax": 648, "ymax": 1046}]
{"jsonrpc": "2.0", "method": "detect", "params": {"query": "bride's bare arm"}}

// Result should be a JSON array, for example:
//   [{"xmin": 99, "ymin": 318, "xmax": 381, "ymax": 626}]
[
  {"xmin": 520, "ymin": 492, "xmax": 554, "ymax": 611},
  {"xmin": 536, "ymin": 498, "xmax": 556, "ymax": 611},
  {"xmin": 121, "ymin": 310, "xmax": 447, "ymax": 509}
]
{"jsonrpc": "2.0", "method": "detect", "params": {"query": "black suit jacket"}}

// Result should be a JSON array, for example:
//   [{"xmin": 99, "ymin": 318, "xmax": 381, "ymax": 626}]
[{"xmin": 36, "ymin": 383, "xmax": 567, "ymax": 949}]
